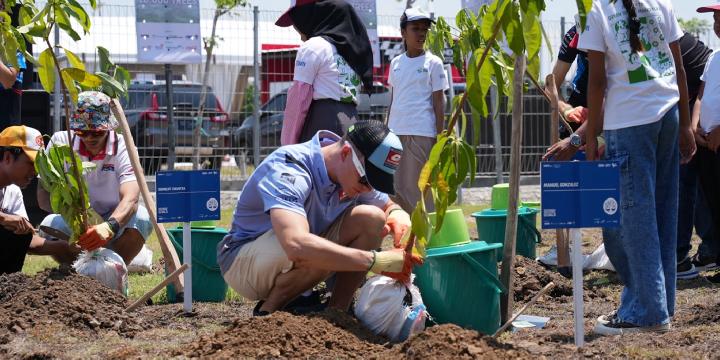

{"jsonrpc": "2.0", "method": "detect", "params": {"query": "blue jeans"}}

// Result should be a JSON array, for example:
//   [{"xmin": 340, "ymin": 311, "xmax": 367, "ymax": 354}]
[
  {"xmin": 602, "ymin": 106, "xmax": 679, "ymax": 327},
  {"xmin": 677, "ymin": 156, "xmax": 719, "ymax": 261}
]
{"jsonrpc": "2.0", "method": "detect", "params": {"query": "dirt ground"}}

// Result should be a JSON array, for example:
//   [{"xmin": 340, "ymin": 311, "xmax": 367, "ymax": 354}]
[{"xmin": 2, "ymin": 229, "xmax": 720, "ymax": 359}]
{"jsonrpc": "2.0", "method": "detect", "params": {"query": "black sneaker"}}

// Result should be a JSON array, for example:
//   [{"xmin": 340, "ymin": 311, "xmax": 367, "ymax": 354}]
[
  {"xmin": 593, "ymin": 316, "xmax": 670, "ymax": 336},
  {"xmin": 253, "ymin": 301, "xmax": 270, "ymax": 317},
  {"xmin": 691, "ymin": 253, "xmax": 718, "ymax": 272},
  {"xmin": 677, "ymin": 257, "xmax": 699, "ymax": 280}
]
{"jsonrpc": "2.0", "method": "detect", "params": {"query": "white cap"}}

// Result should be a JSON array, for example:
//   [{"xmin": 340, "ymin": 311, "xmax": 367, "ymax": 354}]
[{"xmin": 403, "ymin": 7, "xmax": 435, "ymax": 23}]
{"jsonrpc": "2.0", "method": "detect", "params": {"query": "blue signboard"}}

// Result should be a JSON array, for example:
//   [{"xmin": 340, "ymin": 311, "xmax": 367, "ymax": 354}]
[
  {"xmin": 541, "ymin": 161, "xmax": 621, "ymax": 229},
  {"xmin": 156, "ymin": 170, "xmax": 221, "ymax": 223}
]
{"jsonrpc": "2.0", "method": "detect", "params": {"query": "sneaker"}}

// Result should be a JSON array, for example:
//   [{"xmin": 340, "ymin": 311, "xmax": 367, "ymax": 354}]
[
  {"xmin": 691, "ymin": 254, "xmax": 718, "ymax": 272},
  {"xmin": 593, "ymin": 316, "xmax": 671, "ymax": 336},
  {"xmin": 677, "ymin": 257, "xmax": 699, "ymax": 280},
  {"xmin": 596, "ymin": 310, "xmax": 618, "ymax": 325}
]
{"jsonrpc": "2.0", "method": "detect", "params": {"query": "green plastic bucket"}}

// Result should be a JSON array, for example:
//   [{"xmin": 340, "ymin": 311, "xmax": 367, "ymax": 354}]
[
  {"xmin": 166, "ymin": 227, "xmax": 228, "ymax": 303},
  {"xmin": 414, "ymin": 241, "xmax": 505, "ymax": 335},
  {"xmin": 471, "ymin": 207, "xmax": 541, "ymax": 262},
  {"xmin": 490, "ymin": 183, "xmax": 510, "ymax": 210},
  {"xmin": 427, "ymin": 209, "xmax": 471, "ymax": 249},
  {"xmin": 522, "ymin": 201, "xmax": 541, "ymax": 211}
]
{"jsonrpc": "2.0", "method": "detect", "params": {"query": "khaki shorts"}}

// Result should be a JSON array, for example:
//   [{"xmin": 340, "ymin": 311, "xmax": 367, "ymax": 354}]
[{"xmin": 223, "ymin": 209, "xmax": 348, "ymax": 301}]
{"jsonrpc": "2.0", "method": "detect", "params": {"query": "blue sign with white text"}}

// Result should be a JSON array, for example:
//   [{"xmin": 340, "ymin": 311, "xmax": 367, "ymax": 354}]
[
  {"xmin": 541, "ymin": 161, "xmax": 620, "ymax": 229},
  {"xmin": 156, "ymin": 170, "xmax": 221, "ymax": 223}
]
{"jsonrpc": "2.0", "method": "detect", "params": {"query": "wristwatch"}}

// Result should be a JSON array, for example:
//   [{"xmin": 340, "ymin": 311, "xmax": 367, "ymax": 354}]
[{"xmin": 569, "ymin": 133, "xmax": 582, "ymax": 148}]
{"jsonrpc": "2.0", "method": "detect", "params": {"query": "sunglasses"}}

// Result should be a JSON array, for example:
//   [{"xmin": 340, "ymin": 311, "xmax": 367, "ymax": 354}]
[
  {"xmin": 74, "ymin": 130, "xmax": 107, "ymax": 138},
  {"xmin": 350, "ymin": 146, "xmax": 371, "ymax": 188}
]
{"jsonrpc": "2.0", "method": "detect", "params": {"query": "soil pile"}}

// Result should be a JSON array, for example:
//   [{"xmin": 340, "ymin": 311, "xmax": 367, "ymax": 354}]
[
  {"xmin": 511, "ymin": 256, "xmax": 573, "ymax": 302},
  {"xmin": 176, "ymin": 309, "xmax": 388, "ymax": 358},
  {"xmin": 383, "ymin": 324, "xmax": 535, "ymax": 359},
  {"xmin": 0, "ymin": 268, "xmax": 144, "ymax": 338}
]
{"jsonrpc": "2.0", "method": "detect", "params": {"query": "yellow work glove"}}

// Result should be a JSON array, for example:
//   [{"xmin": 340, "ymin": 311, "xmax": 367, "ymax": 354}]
[
  {"xmin": 77, "ymin": 222, "xmax": 115, "ymax": 251},
  {"xmin": 369, "ymin": 237, "xmax": 424, "ymax": 284}
]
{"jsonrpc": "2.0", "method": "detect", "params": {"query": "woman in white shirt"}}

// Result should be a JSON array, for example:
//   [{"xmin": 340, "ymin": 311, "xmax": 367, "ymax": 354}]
[
  {"xmin": 276, "ymin": 0, "xmax": 374, "ymax": 145},
  {"xmin": 579, "ymin": 0, "xmax": 695, "ymax": 336}
]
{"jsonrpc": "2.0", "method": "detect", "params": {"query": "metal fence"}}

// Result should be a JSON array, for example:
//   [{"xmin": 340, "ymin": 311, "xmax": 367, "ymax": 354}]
[{"xmin": 33, "ymin": 3, "xmax": 714, "ymax": 183}]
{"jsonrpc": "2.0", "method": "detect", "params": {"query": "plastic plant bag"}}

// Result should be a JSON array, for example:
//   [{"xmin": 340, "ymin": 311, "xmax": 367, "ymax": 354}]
[
  {"xmin": 354, "ymin": 275, "xmax": 427, "ymax": 342},
  {"xmin": 127, "ymin": 244, "xmax": 153, "ymax": 274},
  {"xmin": 73, "ymin": 248, "xmax": 129, "ymax": 297}
]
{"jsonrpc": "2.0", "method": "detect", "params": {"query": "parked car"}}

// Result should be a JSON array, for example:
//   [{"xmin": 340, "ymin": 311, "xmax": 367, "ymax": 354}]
[
  {"xmin": 120, "ymin": 81, "xmax": 230, "ymax": 174},
  {"xmin": 233, "ymin": 82, "xmax": 391, "ymax": 164}
]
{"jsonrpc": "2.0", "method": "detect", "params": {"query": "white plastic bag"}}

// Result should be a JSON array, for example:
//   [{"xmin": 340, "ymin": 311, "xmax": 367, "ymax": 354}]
[
  {"xmin": 538, "ymin": 244, "xmax": 615, "ymax": 272},
  {"xmin": 73, "ymin": 248, "xmax": 129, "ymax": 297},
  {"xmin": 354, "ymin": 275, "xmax": 427, "ymax": 342},
  {"xmin": 127, "ymin": 245, "xmax": 153, "ymax": 274}
]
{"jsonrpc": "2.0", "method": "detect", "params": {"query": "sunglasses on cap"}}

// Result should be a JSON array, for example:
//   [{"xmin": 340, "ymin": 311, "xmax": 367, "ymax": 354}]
[
  {"xmin": 74, "ymin": 129, "xmax": 108, "ymax": 138},
  {"xmin": 350, "ymin": 146, "xmax": 371, "ymax": 188}
]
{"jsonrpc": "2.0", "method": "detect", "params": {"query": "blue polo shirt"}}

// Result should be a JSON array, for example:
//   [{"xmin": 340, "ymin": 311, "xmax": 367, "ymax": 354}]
[{"xmin": 217, "ymin": 130, "xmax": 388, "ymax": 274}]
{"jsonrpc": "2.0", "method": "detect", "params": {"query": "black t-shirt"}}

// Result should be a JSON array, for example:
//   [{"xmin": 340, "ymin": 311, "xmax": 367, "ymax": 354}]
[
  {"xmin": 678, "ymin": 32, "xmax": 712, "ymax": 104},
  {"xmin": 557, "ymin": 25, "xmax": 588, "ymax": 108}
]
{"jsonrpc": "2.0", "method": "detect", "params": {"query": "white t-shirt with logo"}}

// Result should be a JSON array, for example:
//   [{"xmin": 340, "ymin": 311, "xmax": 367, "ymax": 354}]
[
  {"xmin": 578, "ymin": 0, "xmax": 683, "ymax": 130},
  {"xmin": 387, "ymin": 52, "xmax": 449, "ymax": 138},
  {"xmin": 700, "ymin": 50, "xmax": 720, "ymax": 134},
  {"xmin": 0, "ymin": 185, "xmax": 28, "ymax": 219},
  {"xmin": 293, "ymin": 36, "xmax": 361, "ymax": 105},
  {"xmin": 48, "ymin": 131, "xmax": 136, "ymax": 217}
]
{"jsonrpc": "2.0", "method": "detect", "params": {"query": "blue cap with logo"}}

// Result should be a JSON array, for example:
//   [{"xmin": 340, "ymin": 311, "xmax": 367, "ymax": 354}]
[{"xmin": 347, "ymin": 120, "xmax": 403, "ymax": 195}]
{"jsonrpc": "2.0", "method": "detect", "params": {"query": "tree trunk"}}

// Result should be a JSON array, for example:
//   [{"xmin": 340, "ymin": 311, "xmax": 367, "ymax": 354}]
[{"xmin": 499, "ymin": 55, "xmax": 526, "ymax": 324}]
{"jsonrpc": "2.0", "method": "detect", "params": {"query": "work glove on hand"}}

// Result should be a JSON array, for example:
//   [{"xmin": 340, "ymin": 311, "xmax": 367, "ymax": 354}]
[
  {"xmin": 564, "ymin": 106, "xmax": 588, "ymax": 124},
  {"xmin": 370, "ymin": 237, "xmax": 424, "ymax": 284},
  {"xmin": 383, "ymin": 209, "xmax": 411, "ymax": 248},
  {"xmin": 77, "ymin": 222, "xmax": 114, "ymax": 251}
]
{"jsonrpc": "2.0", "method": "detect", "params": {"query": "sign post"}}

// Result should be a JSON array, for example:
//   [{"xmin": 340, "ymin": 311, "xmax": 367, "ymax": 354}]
[
  {"xmin": 156, "ymin": 170, "xmax": 221, "ymax": 313},
  {"xmin": 541, "ymin": 160, "xmax": 620, "ymax": 347}
]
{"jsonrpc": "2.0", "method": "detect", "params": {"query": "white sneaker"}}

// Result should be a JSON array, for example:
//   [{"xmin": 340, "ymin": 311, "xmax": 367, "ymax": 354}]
[{"xmin": 593, "ymin": 316, "xmax": 671, "ymax": 336}]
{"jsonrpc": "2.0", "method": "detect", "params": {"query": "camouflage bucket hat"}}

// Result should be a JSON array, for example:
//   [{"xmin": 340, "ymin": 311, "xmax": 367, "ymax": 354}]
[{"xmin": 70, "ymin": 91, "xmax": 118, "ymax": 131}]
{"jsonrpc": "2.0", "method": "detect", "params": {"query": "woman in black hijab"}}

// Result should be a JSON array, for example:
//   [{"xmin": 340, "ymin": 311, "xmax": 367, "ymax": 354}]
[{"xmin": 276, "ymin": 0, "xmax": 374, "ymax": 144}]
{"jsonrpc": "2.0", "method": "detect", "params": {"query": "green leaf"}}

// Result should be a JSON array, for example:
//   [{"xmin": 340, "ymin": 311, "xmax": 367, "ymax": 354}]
[
  {"xmin": 576, "ymin": 0, "xmax": 593, "ymax": 31},
  {"xmin": 527, "ymin": 54, "xmax": 540, "ymax": 83},
  {"xmin": 63, "ymin": 47, "xmax": 85, "ymax": 71},
  {"xmin": 96, "ymin": 71, "xmax": 125, "ymax": 97},
  {"xmin": 65, "ymin": 0, "xmax": 92, "ymax": 32},
  {"xmin": 63, "ymin": 68, "xmax": 102, "ymax": 88},
  {"xmin": 61, "ymin": 69, "xmax": 80, "ymax": 105},
  {"xmin": 418, "ymin": 135, "xmax": 449, "ymax": 192},
  {"xmin": 521, "ymin": 0, "xmax": 541, "ymax": 59},
  {"xmin": 411, "ymin": 204, "xmax": 429, "ymax": 257},
  {"xmin": 97, "ymin": 46, "xmax": 112, "ymax": 73},
  {"xmin": 501, "ymin": 1, "xmax": 524, "ymax": 56},
  {"xmin": 38, "ymin": 48, "xmax": 56, "ymax": 93},
  {"xmin": 482, "ymin": 0, "xmax": 510, "ymax": 42}
]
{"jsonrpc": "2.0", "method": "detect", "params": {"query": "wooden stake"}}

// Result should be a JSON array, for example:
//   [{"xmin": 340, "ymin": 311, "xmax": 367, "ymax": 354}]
[
  {"xmin": 499, "ymin": 55, "xmax": 526, "ymax": 324},
  {"xmin": 110, "ymin": 99, "xmax": 184, "ymax": 295},
  {"xmin": 125, "ymin": 264, "xmax": 189, "ymax": 312},
  {"xmin": 493, "ymin": 282, "xmax": 555, "ymax": 336}
]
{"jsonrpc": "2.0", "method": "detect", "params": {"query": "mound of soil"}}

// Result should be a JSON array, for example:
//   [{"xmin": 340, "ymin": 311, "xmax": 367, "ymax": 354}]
[
  {"xmin": 176, "ymin": 309, "xmax": 388, "ymax": 358},
  {"xmin": 383, "ymin": 324, "xmax": 534, "ymax": 359},
  {"xmin": 0, "ymin": 268, "xmax": 145, "ymax": 339},
  {"xmin": 511, "ymin": 256, "xmax": 573, "ymax": 302}
]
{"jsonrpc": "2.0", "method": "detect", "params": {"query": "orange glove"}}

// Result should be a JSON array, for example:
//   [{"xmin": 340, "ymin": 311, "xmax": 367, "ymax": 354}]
[
  {"xmin": 370, "ymin": 237, "xmax": 424, "ymax": 284},
  {"xmin": 564, "ymin": 106, "xmax": 588, "ymax": 124},
  {"xmin": 383, "ymin": 209, "xmax": 411, "ymax": 248},
  {"xmin": 77, "ymin": 222, "xmax": 114, "ymax": 251}
]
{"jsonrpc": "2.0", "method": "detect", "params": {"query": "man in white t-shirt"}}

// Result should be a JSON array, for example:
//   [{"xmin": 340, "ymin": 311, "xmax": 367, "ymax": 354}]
[
  {"xmin": 0, "ymin": 125, "xmax": 44, "ymax": 274},
  {"xmin": 36, "ymin": 92, "xmax": 152, "ymax": 265}
]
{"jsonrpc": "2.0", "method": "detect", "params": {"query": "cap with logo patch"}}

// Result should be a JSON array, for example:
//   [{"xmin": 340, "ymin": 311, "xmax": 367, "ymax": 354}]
[
  {"xmin": 346, "ymin": 120, "xmax": 403, "ymax": 195},
  {"xmin": 0, "ymin": 125, "xmax": 44, "ymax": 161}
]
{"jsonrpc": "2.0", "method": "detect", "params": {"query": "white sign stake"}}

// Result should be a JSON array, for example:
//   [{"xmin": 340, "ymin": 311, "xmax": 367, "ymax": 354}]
[
  {"xmin": 571, "ymin": 228, "xmax": 584, "ymax": 347},
  {"xmin": 183, "ymin": 222, "xmax": 192, "ymax": 313}
]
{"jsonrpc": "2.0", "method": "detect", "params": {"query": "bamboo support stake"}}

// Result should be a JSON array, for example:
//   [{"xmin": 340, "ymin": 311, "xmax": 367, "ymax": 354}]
[
  {"xmin": 125, "ymin": 264, "xmax": 189, "ymax": 312},
  {"xmin": 110, "ymin": 99, "xmax": 184, "ymax": 294},
  {"xmin": 493, "ymin": 282, "xmax": 555, "ymax": 336}
]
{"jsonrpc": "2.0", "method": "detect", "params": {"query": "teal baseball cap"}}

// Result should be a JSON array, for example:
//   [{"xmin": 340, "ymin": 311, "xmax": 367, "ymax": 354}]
[{"xmin": 347, "ymin": 120, "xmax": 403, "ymax": 195}]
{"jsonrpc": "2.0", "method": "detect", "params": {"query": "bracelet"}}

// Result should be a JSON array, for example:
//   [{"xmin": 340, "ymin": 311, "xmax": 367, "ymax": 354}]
[{"xmin": 368, "ymin": 250, "xmax": 377, "ymax": 271}]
